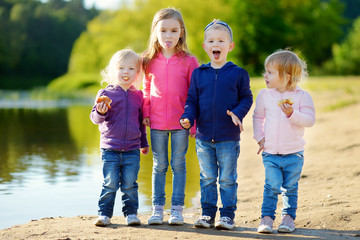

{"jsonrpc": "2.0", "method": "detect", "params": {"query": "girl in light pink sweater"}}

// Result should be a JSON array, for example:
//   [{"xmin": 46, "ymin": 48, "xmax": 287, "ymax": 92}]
[
  {"xmin": 253, "ymin": 50, "xmax": 315, "ymax": 234},
  {"xmin": 142, "ymin": 8, "xmax": 199, "ymax": 226}
]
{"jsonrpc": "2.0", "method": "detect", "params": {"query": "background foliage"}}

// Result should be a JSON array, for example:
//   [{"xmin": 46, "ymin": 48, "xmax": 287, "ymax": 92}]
[
  {"xmin": 0, "ymin": 0, "xmax": 98, "ymax": 89},
  {"xmin": 1, "ymin": 0, "xmax": 360, "ymax": 92}
]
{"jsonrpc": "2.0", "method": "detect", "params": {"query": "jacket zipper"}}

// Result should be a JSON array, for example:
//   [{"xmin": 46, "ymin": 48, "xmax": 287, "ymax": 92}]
[
  {"xmin": 165, "ymin": 57, "xmax": 169, "ymax": 130},
  {"xmin": 276, "ymin": 92, "xmax": 283, "ymax": 154},
  {"xmin": 212, "ymin": 69, "xmax": 218, "ymax": 142},
  {"xmin": 123, "ymin": 90, "xmax": 129, "ymax": 151}
]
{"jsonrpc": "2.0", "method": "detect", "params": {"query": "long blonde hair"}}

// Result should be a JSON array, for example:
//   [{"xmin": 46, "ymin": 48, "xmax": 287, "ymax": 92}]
[
  {"xmin": 265, "ymin": 50, "xmax": 308, "ymax": 91},
  {"xmin": 101, "ymin": 49, "xmax": 142, "ymax": 89},
  {"xmin": 142, "ymin": 8, "xmax": 189, "ymax": 73}
]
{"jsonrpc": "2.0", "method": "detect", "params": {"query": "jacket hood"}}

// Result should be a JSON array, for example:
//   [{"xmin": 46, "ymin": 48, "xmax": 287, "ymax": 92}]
[{"xmin": 199, "ymin": 61, "xmax": 237, "ymax": 70}]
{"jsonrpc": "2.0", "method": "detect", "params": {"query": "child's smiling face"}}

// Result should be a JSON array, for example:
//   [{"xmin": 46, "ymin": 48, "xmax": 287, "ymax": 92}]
[
  {"xmin": 115, "ymin": 56, "xmax": 140, "ymax": 90},
  {"xmin": 203, "ymin": 28, "xmax": 234, "ymax": 69}
]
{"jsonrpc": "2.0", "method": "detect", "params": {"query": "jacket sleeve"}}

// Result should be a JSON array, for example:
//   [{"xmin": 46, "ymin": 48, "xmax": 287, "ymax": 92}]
[
  {"xmin": 90, "ymin": 89, "xmax": 108, "ymax": 125},
  {"xmin": 181, "ymin": 69, "xmax": 199, "ymax": 128},
  {"xmin": 139, "ymin": 93, "xmax": 149, "ymax": 148},
  {"xmin": 142, "ymin": 72, "xmax": 151, "ymax": 118},
  {"xmin": 253, "ymin": 89, "xmax": 266, "ymax": 143},
  {"xmin": 187, "ymin": 56, "xmax": 199, "ymax": 134},
  {"xmin": 288, "ymin": 91, "xmax": 315, "ymax": 127},
  {"xmin": 231, "ymin": 69, "xmax": 253, "ymax": 122}
]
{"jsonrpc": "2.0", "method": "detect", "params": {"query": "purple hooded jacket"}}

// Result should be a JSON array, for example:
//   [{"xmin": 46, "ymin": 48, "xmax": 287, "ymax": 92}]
[{"xmin": 90, "ymin": 85, "xmax": 148, "ymax": 152}]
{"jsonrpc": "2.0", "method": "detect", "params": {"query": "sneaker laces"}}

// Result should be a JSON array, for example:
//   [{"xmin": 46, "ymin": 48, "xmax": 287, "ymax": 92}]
[
  {"xmin": 127, "ymin": 214, "xmax": 138, "ymax": 221},
  {"xmin": 171, "ymin": 209, "xmax": 182, "ymax": 218},
  {"xmin": 281, "ymin": 215, "xmax": 294, "ymax": 228},
  {"xmin": 152, "ymin": 210, "xmax": 163, "ymax": 218},
  {"xmin": 220, "ymin": 216, "xmax": 232, "ymax": 223},
  {"xmin": 199, "ymin": 215, "xmax": 212, "ymax": 221}
]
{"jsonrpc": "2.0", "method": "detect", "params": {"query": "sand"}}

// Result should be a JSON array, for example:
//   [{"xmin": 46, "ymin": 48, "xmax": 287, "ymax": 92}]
[{"xmin": 1, "ymin": 95, "xmax": 360, "ymax": 240}]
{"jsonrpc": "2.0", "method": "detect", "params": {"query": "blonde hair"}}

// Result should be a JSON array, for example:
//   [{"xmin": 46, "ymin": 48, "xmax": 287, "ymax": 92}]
[
  {"xmin": 265, "ymin": 50, "xmax": 308, "ymax": 91},
  {"xmin": 101, "ymin": 49, "xmax": 142, "ymax": 89},
  {"xmin": 204, "ymin": 19, "xmax": 233, "ymax": 42},
  {"xmin": 142, "ymin": 8, "xmax": 189, "ymax": 73}
]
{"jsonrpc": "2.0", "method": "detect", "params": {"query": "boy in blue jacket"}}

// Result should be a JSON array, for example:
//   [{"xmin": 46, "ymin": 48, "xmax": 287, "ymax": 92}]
[{"xmin": 180, "ymin": 20, "xmax": 253, "ymax": 230}]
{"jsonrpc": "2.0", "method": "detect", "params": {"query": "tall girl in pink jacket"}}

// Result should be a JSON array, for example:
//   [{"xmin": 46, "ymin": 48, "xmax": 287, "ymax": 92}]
[
  {"xmin": 253, "ymin": 50, "xmax": 315, "ymax": 234},
  {"xmin": 142, "ymin": 8, "xmax": 199, "ymax": 225}
]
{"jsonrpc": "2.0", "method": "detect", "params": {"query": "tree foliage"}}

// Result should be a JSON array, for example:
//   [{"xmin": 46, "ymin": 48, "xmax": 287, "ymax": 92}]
[
  {"xmin": 67, "ymin": 0, "xmax": 346, "ymax": 81},
  {"xmin": 0, "ymin": 0, "xmax": 98, "ymax": 89},
  {"xmin": 325, "ymin": 17, "xmax": 360, "ymax": 74}
]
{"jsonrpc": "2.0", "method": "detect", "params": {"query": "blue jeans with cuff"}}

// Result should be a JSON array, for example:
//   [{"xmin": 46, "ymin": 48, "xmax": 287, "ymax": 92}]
[
  {"xmin": 261, "ymin": 151, "xmax": 304, "ymax": 220},
  {"xmin": 98, "ymin": 148, "xmax": 140, "ymax": 218},
  {"xmin": 196, "ymin": 139, "xmax": 240, "ymax": 220},
  {"xmin": 151, "ymin": 129, "xmax": 189, "ymax": 206}
]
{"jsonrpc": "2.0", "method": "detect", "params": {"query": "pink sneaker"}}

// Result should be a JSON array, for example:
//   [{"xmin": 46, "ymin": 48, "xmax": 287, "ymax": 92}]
[
  {"xmin": 278, "ymin": 215, "xmax": 295, "ymax": 233},
  {"xmin": 257, "ymin": 216, "xmax": 273, "ymax": 234}
]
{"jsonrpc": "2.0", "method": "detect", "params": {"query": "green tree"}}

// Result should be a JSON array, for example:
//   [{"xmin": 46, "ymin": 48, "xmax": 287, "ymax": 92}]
[
  {"xmin": 231, "ymin": 0, "xmax": 345, "ymax": 74},
  {"xmin": 325, "ymin": 16, "xmax": 360, "ymax": 74},
  {"xmin": 0, "ymin": 0, "xmax": 99, "ymax": 89}
]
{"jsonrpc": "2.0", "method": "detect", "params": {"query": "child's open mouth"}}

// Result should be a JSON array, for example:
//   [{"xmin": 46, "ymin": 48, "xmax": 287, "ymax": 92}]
[
  {"xmin": 123, "ymin": 76, "xmax": 130, "ymax": 81},
  {"xmin": 213, "ymin": 51, "xmax": 221, "ymax": 60}
]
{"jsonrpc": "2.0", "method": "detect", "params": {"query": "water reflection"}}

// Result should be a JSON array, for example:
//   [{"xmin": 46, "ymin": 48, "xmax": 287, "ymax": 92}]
[{"xmin": 0, "ymin": 106, "xmax": 200, "ymax": 229}]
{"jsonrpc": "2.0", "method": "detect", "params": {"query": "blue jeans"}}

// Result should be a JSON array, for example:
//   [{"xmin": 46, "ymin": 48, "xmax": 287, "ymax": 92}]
[
  {"xmin": 151, "ymin": 129, "xmax": 189, "ymax": 206},
  {"xmin": 196, "ymin": 139, "xmax": 240, "ymax": 220},
  {"xmin": 98, "ymin": 149, "xmax": 140, "ymax": 218},
  {"xmin": 261, "ymin": 151, "xmax": 304, "ymax": 220}
]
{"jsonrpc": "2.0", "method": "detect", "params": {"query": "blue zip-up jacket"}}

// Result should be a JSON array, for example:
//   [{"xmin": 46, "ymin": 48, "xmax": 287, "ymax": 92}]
[
  {"xmin": 90, "ymin": 85, "xmax": 148, "ymax": 151},
  {"xmin": 181, "ymin": 61, "xmax": 253, "ymax": 142}
]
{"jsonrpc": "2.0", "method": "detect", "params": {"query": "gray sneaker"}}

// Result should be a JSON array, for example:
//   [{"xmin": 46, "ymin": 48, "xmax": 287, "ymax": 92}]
[
  {"xmin": 126, "ymin": 214, "xmax": 141, "ymax": 226},
  {"xmin": 148, "ymin": 205, "xmax": 164, "ymax": 225},
  {"xmin": 169, "ymin": 205, "xmax": 184, "ymax": 225},
  {"xmin": 94, "ymin": 215, "xmax": 111, "ymax": 226}
]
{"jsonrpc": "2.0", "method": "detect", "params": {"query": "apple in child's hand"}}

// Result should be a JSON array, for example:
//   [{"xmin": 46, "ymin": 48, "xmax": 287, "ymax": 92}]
[{"xmin": 96, "ymin": 96, "xmax": 112, "ymax": 109}]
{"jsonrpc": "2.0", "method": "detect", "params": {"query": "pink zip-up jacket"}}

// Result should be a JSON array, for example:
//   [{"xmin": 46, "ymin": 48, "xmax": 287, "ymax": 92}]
[
  {"xmin": 143, "ymin": 52, "xmax": 199, "ymax": 132},
  {"xmin": 253, "ymin": 87, "xmax": 315, "ymax": 154}
]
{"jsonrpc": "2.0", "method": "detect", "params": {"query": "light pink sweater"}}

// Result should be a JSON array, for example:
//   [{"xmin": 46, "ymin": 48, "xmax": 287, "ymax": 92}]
[
  {"xmin": 253, "ymin": 87, "xmax": 315, "ymax": 154},
  {"xmin": 143, "ymin": 52, "xmax": 199, "ymax": 131}
]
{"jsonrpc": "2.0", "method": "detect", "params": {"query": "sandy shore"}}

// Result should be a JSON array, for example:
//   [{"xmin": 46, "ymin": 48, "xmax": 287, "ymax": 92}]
[{"xmin": 1, "ymin": 96, "xmax": 360, "ymax": 239}]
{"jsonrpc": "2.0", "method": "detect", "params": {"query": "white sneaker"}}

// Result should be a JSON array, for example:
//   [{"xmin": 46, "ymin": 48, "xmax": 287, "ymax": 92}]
[
  {"xmin": 148, "ymin": 205, "xmax": 164, "ymax": 225},
  {"xmin": 257, "ymin": 216, "xmax": 273, "ymax": 234},
  {"xmin": 126, "ymin": 214, "xmax": 141, "ymax": 226},
  {"xmin": 94, "ymin": 215, "xmax": 111, "ymax": 226},
  {"xmin": 168, "ymin": 205, "xmax": 184, "ymax": 225}
]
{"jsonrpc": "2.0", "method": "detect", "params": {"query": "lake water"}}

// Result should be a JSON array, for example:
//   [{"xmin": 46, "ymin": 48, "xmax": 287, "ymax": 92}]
[{"xmin": 0, "ymin": 102, "xmax": 200, "ymax": 229}]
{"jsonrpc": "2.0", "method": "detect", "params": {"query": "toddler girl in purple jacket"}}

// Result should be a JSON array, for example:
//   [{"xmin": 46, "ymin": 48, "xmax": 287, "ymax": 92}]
[{"xmin": 90, "ymin": 49, "xmax": 149, "ymax": 227}]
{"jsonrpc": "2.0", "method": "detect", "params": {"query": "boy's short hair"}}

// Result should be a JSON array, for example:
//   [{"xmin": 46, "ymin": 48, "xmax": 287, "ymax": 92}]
[
  {"xmin": 265, "ymin": 50, "xmax": 308, "ymax": 91},
  {"xmin": 204, "ymin": 19, "xmax": 233, "ymax": 42}
]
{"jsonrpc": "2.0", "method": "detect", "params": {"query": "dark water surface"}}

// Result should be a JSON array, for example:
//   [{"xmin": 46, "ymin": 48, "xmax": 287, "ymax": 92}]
[{"xmin": 0, "ymin": 104, "xmax": 200, "ymax": 229}]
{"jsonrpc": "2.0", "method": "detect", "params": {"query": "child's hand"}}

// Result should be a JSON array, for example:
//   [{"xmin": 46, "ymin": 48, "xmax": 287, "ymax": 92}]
[
  {"xmin": 142, "ymin": 117, "xmax": 150, "ymax": 126},
  {"xmin": 279, "ymin": 103, "xmax": 294, "ymax": 118},
  {"xmin": 257, "ymin": 138, "xmax": 265, "ymax": 155},
  {"xmin": 141, "ymin": 147, "xmax": 149, "ymax": 155},
  {"xmin": 190, "ymin": 133, "xmax": 196, "ymax": 138},
  {"xmin": 227, "ymin": 110, "xmax": 244, "ymax": 132},
  {"xmin": 180, "ymin": 118, "xmax": 191, "ymax": 129},
  {"xmin": 96, "ymin": 102, "xmax": 109, "ymax": 115}
]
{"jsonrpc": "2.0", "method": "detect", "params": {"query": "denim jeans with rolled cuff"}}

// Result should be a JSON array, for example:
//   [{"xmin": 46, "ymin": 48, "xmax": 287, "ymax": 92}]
[
  {"xmin": 97, "ymin": 149, "xmax": 140, "ymax": 218},
  {"xmin": 196, "ymin": 139, "xmax": 240, "ymax": 220},
  {"xmin": 261, "ymin": 151, "xmax": 304, "ymax": 220}
]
